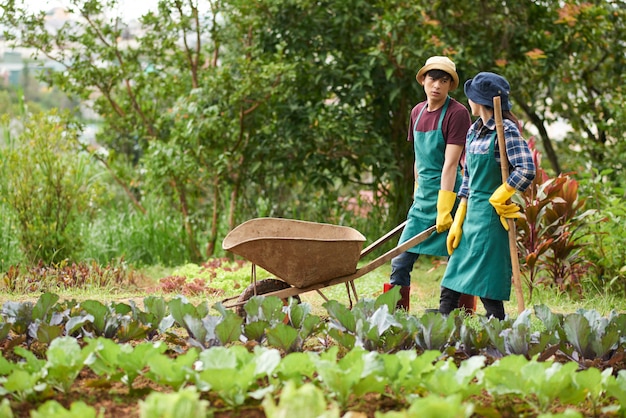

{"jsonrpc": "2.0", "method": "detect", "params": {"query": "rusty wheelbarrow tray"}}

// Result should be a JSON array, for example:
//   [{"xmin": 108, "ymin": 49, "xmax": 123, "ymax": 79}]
[{"xmin": 221, "ymin": 217, "xmax": 435, "ymax": 310}]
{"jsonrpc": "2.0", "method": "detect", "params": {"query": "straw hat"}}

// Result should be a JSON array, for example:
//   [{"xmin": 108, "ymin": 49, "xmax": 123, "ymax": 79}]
[{"xmin": 416, "ymin": 56, "xmax": 460, "ymax": 90}]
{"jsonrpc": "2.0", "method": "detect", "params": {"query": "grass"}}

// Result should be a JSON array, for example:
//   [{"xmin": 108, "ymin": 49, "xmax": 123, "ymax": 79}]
[{"xmin": 1, "ymin": 255, "xmax": 625, "ymax": 320}]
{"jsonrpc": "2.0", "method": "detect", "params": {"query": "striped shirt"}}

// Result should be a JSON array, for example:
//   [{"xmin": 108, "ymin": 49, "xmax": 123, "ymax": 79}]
[{"xmin": 458, "ymin": 117, "xmax": 536, "ymax": 198}]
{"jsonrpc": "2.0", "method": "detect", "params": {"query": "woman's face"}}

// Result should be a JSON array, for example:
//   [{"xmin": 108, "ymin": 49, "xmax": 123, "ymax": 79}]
[{"xmin": 468, "ymin": 99, "xmax": 480, "ymax": 117}]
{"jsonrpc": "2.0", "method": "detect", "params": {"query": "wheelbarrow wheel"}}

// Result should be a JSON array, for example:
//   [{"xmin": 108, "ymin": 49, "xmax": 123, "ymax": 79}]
[{"xmin": 235, "ymin": 278, "xmax": 301, "ymax": 317}]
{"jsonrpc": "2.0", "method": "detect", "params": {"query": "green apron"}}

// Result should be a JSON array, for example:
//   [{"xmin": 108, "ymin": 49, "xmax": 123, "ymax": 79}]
[
  {"xmin": 398, "ymin": 97, "xmax": 461, "ymax": 256},
  {"xmin": 440, "ymin": 129, "xmax": 512, "ymax": 300}
]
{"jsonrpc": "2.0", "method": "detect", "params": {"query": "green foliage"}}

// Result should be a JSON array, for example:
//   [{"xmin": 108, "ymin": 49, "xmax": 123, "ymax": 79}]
[
  {"xmin": 1, "ymin": 0, "xmax": 626, "ymax": 270},
  {"xmin": 2, "ymin": 315, "xmax": 626, "ymax": 415},
  {"xmin": 262, "ymin": 381, "xmax": 340, "ymax": 418},
  {"xmin": 80, "ymin": 198, "xmax": 191, "ymax": 267},
  {"xmin": 0, "ymin": 260, "xmax": 136, "ymax": 295},
  {"xmin": 138, "ymin": 387, "xmax": 210, "ymax": 418},
  {"xmin": 0, "ymin": 203, "xmax": 22, "ymax": 270},
  {"xmin": 194, "ymin": 345, "xmax": 280, "ymax": 407},
  {"xmin": 145, "ymin": 348, "xmax": 199, "ymax": 391},
  {"xmin": 45, "ymin": 336, "xmax": 88, "ymax": 393},
  {"xmin": 31, "ymin": 400, "xmax": 100, "ymax": 418},
  {"xmin": 0, "ymin": 110, "xmax": 104, "ymax": 264},
  {"xmin": 576, "ymin": 170, "xmax": 626, "ymax": 295}
]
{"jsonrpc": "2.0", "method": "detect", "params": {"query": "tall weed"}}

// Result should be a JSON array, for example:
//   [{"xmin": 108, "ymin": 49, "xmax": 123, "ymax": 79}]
[
  {"xmin": 80, "ymin": 198, "xmax": 191, "ymax": 267},
  {"xmin": 577, "ymin": 169, "xmax": 626, "ymax": 296}
]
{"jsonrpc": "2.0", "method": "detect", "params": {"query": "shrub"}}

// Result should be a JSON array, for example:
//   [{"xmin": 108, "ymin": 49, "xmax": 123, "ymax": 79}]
[
  {"xmin": 0, "ymin": 110, "xmax": 105, "ymax": 264},
  {"xmin": 516, "ymin": 138, "xmax": 596, "ymax": 300}
]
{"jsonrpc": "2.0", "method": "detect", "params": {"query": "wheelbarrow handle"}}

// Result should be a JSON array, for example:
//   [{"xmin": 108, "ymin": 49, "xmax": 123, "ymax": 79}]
[{"xmin": 360, "ymin": 220, "xmax": 408, "ymax": 259}]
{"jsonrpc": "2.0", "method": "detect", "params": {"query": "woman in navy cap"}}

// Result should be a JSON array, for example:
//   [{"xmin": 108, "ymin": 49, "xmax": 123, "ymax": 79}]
[{"xmin": 437, "ymin": 72, "xmax": 536, "ymax": 320}]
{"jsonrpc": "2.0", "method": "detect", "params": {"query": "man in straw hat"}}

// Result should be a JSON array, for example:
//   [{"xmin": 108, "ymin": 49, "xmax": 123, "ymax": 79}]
[{"xmin": 383, "ymin": 56, "xmax": 475, "ymax": 313}]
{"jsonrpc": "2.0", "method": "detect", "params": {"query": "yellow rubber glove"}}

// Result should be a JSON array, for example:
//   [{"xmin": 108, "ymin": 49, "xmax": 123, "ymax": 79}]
[
  {"xmin": 446, "ymin": 200, "xmax": 467, "ymax": 255},
  {"xmin": 436, "ymin": 190, "xmax": 457, "ymax": 233},
  {"xmin": 489, "ymin": 183, "xmax": 521, "ymax": 231}
]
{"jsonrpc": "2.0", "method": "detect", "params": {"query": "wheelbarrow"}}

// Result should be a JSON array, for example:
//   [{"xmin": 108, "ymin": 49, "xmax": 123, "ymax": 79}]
[{"xmin": 221, "ymin": 217, "xmax": 435, "ymax": 315}]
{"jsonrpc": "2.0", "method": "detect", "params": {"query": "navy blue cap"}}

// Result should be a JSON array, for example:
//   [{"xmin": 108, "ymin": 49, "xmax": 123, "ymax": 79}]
[{"xmin": 464, "ymin": 72, "xmax": 512, "ymax": 110}]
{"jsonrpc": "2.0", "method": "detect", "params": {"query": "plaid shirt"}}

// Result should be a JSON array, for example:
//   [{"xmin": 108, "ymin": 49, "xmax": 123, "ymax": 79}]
[{"xmin": 458, "ymin": 117, "xmax": 536, "ymax": 199}]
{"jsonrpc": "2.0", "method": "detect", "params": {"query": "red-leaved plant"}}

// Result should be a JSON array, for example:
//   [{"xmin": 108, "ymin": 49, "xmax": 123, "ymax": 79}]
[{"xmin": 516, "ymin": 138, "xmax": 596, "ymax": 300}]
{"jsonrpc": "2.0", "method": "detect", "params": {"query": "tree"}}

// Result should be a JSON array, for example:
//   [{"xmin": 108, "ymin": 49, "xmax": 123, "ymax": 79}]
[{"xmin": 3, "ymin": 0, "xmax": 625, "ymax": 266}]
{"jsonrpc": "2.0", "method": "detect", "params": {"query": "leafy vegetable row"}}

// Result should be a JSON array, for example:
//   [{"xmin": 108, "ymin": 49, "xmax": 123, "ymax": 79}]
[
  {"xmin": 2, "ymin": 338, "xmax": 626, "ymax": 417},
  {"xmin": 1, "ymin": 290, "xmax": 625, "ymax": 367}
]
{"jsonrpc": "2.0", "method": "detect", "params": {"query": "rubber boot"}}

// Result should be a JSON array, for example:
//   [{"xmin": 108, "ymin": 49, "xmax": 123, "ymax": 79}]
[
  {"xmin": 438, "ymin": 287, "xmax": 461, "ymax": 316},
  {"xmin": 383, "ymin": 283, "xmax": 411, "ymax": 311},
  {"xmin": 459, "ymin": 294, "xmax": 477, "ymax": 315},
  {"xmin": 398, "ymin": 286, "xmax": 410, "ymax": 311}
]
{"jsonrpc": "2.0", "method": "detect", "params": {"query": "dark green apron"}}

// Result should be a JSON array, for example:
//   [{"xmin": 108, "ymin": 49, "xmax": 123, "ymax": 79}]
[
  {"xmin": 441, "ymin": 129, "xmax": 512, "ymax": 300},
  {"xmin": 398, "ymin": 97, "xmax": 461, "ymax": 256}
]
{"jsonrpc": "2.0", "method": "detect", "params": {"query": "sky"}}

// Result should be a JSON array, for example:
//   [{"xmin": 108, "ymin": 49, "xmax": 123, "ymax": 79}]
[{"xmin": 25, "ymin": 0, "xmax": 160, "ymax": 21}]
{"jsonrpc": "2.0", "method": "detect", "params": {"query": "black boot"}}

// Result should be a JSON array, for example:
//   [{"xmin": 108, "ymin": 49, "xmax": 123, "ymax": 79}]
[{"xmin": 438, "ymin": 287, "xmax": 461, "ymax": 315}]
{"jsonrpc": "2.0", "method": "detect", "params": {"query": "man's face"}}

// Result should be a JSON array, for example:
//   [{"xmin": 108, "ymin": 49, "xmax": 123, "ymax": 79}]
[{"xmin": 423, "ymin": 74, "xmax": 452, "ymax": 103}]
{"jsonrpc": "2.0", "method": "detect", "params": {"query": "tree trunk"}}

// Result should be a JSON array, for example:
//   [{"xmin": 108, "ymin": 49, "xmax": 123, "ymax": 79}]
[
  {"xmin": 205, "ymin": 178, "xmax": 220, "ymax": 258},
  {"xmin": 514, "ymin": 94, "xmax": 561, "ymax": 175},
  {"xmin": 172, "ymin": 177, "xmax": 203, "ymax": 263}
]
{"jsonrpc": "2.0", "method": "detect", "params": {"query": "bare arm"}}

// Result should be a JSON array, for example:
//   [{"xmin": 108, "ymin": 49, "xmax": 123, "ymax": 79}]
[{"xmin": 441, "ymin": 144, "xmax": 464, "ymax": 191}]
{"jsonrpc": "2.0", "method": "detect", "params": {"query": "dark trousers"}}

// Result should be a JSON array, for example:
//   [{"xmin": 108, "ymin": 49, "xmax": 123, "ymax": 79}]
[
  {"xmin": 390, "ymin": 251, "xmax": 420, "ymax": 287},
  {"xmin": 439, "ymin": 286, "xmax": 505, "ymax": 320}
]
